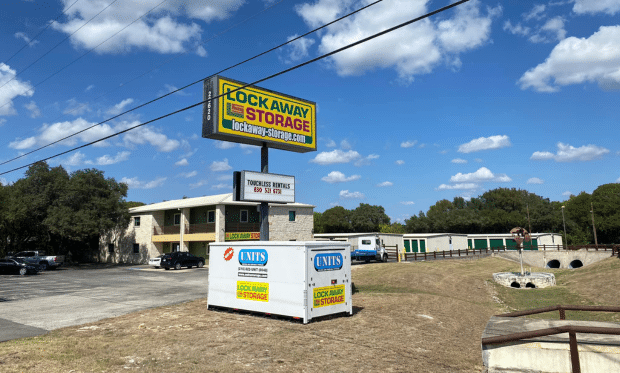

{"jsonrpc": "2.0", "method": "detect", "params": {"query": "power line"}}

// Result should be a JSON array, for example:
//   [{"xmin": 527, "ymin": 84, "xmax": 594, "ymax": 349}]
[
  {"xmin": 0, "ymin": 0, "xmax": 120, "ymax": 92},
  {"xmin": 0, "ymin": 0, "xmax": 469, "ymax": 177},
  {"xmin": 1, "ymin": 0, "xmax": 382, "ymax": 166},
  {"xmin": 3, "ymin": 0, "xmax": 81, "ymax": 65}
]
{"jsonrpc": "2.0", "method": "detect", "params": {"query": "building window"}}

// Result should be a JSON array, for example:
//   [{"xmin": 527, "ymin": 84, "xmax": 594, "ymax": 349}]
[
  {"xmin": 133, "ymin": 244, "xmax": 140, "ymax": 254},
  {"xmin": 240, "ymin": 210, "xmax": 248, "ymax": 223},
  {"xmin": 108, "ymin": 244, "xmax": 114, "ymax": 253},
  {"xmin": 208, "ymin": 210, "xmax": 215, "ymax": 223},
  {"xmin": 289, "ymin": 210, "xmax": 296, "ymax": 222},
  {"xmin": 134, "ymin": 217, "xmax": 140, "ymax": 227},
  {"xmin": 174, "ymin": 213, "xmax": 181, "ymax": 225}
]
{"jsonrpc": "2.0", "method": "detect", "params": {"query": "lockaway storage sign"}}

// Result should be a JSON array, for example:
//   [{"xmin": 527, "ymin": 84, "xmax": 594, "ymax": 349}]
[{"xmin": 202, "ymin": 75, "xmax": 316, "ymax": 153}]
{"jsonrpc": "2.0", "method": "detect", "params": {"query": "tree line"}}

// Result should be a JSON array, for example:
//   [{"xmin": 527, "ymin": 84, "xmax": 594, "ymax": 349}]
[
  {"xmin": 314, "ymin": 185, "xmax": 620, "ymax": 244},
  {"xmin": 0, "ymin": 162, "xmax": 139, "ymax": 261}
]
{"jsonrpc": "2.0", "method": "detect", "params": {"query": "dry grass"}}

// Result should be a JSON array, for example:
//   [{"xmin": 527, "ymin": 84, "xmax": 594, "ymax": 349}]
[{"xmin": 0, "ymin": 256, "xmax": 618, "ymax": 373}]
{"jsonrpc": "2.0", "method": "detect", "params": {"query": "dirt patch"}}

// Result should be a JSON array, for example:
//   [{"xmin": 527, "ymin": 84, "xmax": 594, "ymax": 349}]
[{"xmin": 1, "ymin": 257, "xmax": 616, "ymax": 372}]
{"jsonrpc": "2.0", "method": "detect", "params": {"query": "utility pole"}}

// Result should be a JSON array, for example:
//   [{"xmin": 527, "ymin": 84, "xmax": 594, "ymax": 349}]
[{"xmin": 591, "ymin": 202, "xmax": 598, "ymax": 246}]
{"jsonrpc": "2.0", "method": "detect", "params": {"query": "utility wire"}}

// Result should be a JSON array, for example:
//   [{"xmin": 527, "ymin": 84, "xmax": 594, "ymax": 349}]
[
  {"xmin": 1, "ymin": 0, "xmax": 381, "ymax": 166},
  {"xmin": 3, "ymin": 0, "xmax": 81, "ymax": 65},
  {"xmin": 0, "ymin": 0, "xmax": 469, "ymax": 177},
  {"xmin": 0, "ymin": 0, "xmax": 119, "ymax": 92}
]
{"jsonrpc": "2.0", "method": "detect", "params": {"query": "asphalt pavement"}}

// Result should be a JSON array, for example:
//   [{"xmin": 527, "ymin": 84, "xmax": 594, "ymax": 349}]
[{"xmin": 0, "ymin": 265, "xmax": 209, "ymax": 342}]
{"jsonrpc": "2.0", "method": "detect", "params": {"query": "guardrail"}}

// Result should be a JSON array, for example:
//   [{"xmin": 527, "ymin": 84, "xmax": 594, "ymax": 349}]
[{"xmin": 481, "ymin": 305, "xmax": 620, "ymax": 373}]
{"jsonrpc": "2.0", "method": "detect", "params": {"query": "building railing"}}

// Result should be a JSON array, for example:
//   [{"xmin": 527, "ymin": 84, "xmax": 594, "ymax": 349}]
[
  {"xmin": 188, "ymin": 223, "xmax": 215, "ymax": 234},
  {"xmin": 481, "ymin": 305, "xmax": 620, "ymax": 373},
  {"xmin": 225, "ymin": 222, "xmax": 260, "ymax": 232},
  {"xmin": 153, "ymin": 225, "xmax": 184, "ymax": 235}
]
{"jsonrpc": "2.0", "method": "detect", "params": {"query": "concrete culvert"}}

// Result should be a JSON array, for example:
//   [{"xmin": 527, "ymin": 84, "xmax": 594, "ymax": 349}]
[
  {"xmin": 510, "ymin": 282, "xmax": 521, "ymax": 288},
  {"xmin": 526, "ymin": 283, "xmax": 536, "ymax": 289},
  {"xmin": 546, "ymin": 259, "xmax": 561, "ymax": 269},
  {"xmin": 569, "ymin": 260, "xmax": 583, "ymax": 269}
]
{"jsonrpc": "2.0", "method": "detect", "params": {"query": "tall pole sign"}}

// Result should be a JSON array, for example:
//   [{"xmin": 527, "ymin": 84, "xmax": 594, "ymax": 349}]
[{"xmin": 203, "ymin": 75, "xmax": 316, "ymax": 241}]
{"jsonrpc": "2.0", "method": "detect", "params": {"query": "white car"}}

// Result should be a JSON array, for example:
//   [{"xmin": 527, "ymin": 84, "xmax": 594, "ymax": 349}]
[{"xmin": 148, "ymin": 255, "xmax": 164, "ymax": 268}]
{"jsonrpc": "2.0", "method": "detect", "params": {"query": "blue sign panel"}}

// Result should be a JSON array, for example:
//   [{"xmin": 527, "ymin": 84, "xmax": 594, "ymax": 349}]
[
  {"xmin": 314, "ymin": 253, "xmax": 343, "ymax": 271},
  {"xmin": 238, "ymin": 249, "xmax": 268, "ymax": 266}
]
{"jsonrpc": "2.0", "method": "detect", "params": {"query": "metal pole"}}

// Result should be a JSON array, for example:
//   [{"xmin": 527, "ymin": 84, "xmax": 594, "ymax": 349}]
[
  {"xmin": 260, "ymin": 144, "xmax": 269, "ymax": 241},
  {"xmin": 561, "ymin": 206, "xmax": 567, "ymax": 250},
  {"xmin": 569, "ymin": 331, "xmax": 581, "ymax": 373},
  {"xmin": 591, "ymin": 202, "xmax": 598, "ymax": 246}
]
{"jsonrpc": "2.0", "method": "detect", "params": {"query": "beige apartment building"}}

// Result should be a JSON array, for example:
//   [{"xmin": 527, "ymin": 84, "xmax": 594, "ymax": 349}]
[{"xmin": 100, "ymin": 193, "xmax": 314, "ymax": 264}]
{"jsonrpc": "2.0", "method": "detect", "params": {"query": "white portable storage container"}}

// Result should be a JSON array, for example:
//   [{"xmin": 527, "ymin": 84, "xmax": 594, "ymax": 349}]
[{"xmin": 208, "ymin": 241, "xmax": 352, "ymax": 323}]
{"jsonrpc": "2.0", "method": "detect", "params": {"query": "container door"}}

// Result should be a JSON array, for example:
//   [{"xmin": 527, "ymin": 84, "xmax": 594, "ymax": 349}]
[
  {"xmin": 419, "ymin": 240, "xmax": 426, "ymax": 253},
  {"xmin": 404, "ymin": 240, "xmax": 411, "ymax": 253},
  {"xmin": 468, "ymin": 239, "xmax": 472, "ymax": 250},
  {"xmin": 489, "ymin": 239, "xmax": 503, "ymax": 249},
  {"xmin": 411, "ymin": 240, "xmax": 418, "ymax": 253},
  {"xmin": 308, "ymin": 246, "xmax": 352, "ymax": 322},
  {"xmin": 474, "ymin": 239, "xmax": 487, "ymax": 249},
  {"xmin": 506, "ymin": 239, "xmax": 518, "ymax": 250}
]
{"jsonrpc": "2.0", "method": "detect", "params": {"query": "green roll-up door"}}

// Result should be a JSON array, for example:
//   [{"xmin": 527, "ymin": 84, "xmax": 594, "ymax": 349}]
[
  {"xmin": 468, "ymin": 239, "xmax": 472, "ymax": 250},
  {"xmin": 506, "ymin": 239, "xmax": 518, "ymax": 250},
  {"xmin": 404, "ymin": 240, "xmax": 411, "ymax": 252},
  {"xmin": 523, "ymin": 238, "xmax": 538, "ymax": 250},
  {"xmin": 419, "ymin": 240, "xmax": 426, "ymax": 253},
  {"xmin": 474, "ymin": 239, "xmax": 487, "ymax": 249},
  {"xmin": 490, "ymin": 239, "xmax": 503, "ymax": 249},
  {"xmin": 411, "ymin": 240, "xmax": 419, "ymax": 253}
]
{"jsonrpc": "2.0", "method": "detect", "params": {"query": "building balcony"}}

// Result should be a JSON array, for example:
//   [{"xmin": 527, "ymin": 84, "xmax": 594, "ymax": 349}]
[
  {"xmin": 188, "ymin": 223, "xmax": 215, "ymax": 234},
  {"xmin": 153, "ymin": 225, "xmax": 182, "ymax": 235},
  {"xmin": 225, "ymin": 222, "xmax": 260, "ymax": 232}
]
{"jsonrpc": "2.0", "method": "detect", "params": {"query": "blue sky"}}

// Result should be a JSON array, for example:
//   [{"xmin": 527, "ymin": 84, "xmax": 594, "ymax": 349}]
[{"xmin": 1, "ymin": 0, "xmax": 619, "ymax": 223}]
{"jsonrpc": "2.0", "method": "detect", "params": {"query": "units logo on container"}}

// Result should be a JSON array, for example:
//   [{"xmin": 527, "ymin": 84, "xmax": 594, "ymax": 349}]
[
  {"xmin": 313, "ymin": 285, "xmax": 345, "ymax": 308},
  {"xmin": 314, "ymin": 253, "xmax": 343, "ymax": 271},
  {"xmin": 237, "ymin": 281, "xmax": 269, "ymax": 302},
  {"xmin": 238, "ymin": 249, "xmax": 268, "ymax": 266},
  {"xmin": 224, "ymin": 247, "xmax": 234, "ymax": 261}
]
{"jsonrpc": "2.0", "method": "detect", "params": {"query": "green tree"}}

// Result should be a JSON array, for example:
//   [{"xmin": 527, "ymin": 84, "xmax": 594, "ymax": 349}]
[
  {"xmin": 350, "ymin": 203, "xmax": 390, "ymax": 232},
  {"xmin": 592, "ymin": 183, "xmax": 620, "ymax": 243},
  {"xmin": 313, "ymin": 212, "xmax": 325, "ymax": 234},
  {"xmin": 379, "ymin": 222, "xmax": 405, "ymax": 234},
  {"xmin": 321, "ymin": 206, "xmax": 352, "ymax": 233}
]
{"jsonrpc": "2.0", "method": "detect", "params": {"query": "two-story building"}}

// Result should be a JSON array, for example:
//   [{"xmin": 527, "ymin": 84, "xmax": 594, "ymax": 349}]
[{"xmin": 100, "ymin": 193, "xmax": 314, "ymax": 264}]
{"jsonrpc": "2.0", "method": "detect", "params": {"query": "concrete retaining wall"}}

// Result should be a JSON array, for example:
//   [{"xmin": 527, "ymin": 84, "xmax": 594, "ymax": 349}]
[{"xmin": 494, "ymin": 250, "xmax": 612, "ymax": 269}]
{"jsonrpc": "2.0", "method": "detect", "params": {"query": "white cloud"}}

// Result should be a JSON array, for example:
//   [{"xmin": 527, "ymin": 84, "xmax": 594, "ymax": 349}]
[
  {"xmin": 282, "ymin": 34, "xmax": 316, "ymax": 63},
  {"xmin": 310, "ymin": 149, "xmax": 361, "ymax": 165},
  {"xmin": 64, "ymin": 151, "xmax": 88, "ymax": 166},
  {"xmin": 212, "ymin": 183, "xmax": 230, "ymax": 189},
  {"xmin": 340, "ymin": 139, "xmax": 352, "ymax": 150},
  {"xmin": 196, "ymin": 45, "xmax": 207, "ymax": 57},
  {"xmin": 531, "ymin": 142, "xmax": 609, "ymax": 162},
  {"xmin": 51, "ymin": 0, "xmax": 245, "ymax": 55},
  {"xmin": 451, "ymin": 158, "xmax": 467, "ymax": 164},
  {"xmin": 14, "ymin": 32, "xmax": 39, "ymax": 47},
  {"xmin": 321, "ymin": 171, "xmax": 360, "ymax": 183},
  {"xmin": 354, "ymin": 153, "xmax": 379, "ymax": 167},
  {"xmin": 528, "ymin": 16, "xmax": 566, "ymax": 44},
  {"xmin": 296, "ymin": 0, "xmax": 499, "ymax": 84},
  {"xmin": 562, "ymin": 191, "xmax": 573, "ymax": 197},
  {"xmin": 215, "ymin": 140, "xmax": 236, "ymax": 149},
  {"xmin": 524, "ymin": 4, "xmax": 546, "ymax": 21},
  {"xmin": 85, "ymin": 84, "xmax": 95, "ymax": 92},
  {"xmin": 401, "ymin": 140, "xmax": 418, "ymax": 148},
  {"xmin": 377, "ymin": 181, "xmax": 393, "ymax": 187},
  {"xmin": 437, "ymin": 183, "xmax": 478, "ymax": 190},
  {"xmin": 339, "ymin": 190, "xmax": 364, "ymax": 199},
  {"xmin": 0, "ymin": 63, "xmax": 34, "ymax": 116},
  {"xmin": 107, "ymin": 98, "xmax": 134, "ymax": 115},
  {"xmin": 175, "ymin": 158, "xmax": 189, "ymax": 166},
  {"xmin": 520, "ymin": 26, "xmax": 620, "ymax": 92},
  {"xmin": 325, "ymin": 139, "xmax": 336, "ymax": 147},
  {"xmin": 189, "ymin": 180, "xmax": 207, "ymax": 189},
  {"xmin": 458, "ymin": 135, "xmax": 511, "ymax": 153},
  {"xmin": 503, "ymin": 20, "xmax": 530, "ymax": 37},
  {"xmin": 573, "ymin": 0, "xmax": 620, "ymax": 14},
  {"xmin": 527, "ymin": 177, "xmax": 544, "ymax": 184},
  {"xmin": 24, "ymin": 101, "xmax": 41, "ymax": 118},
  {"xmin": 210, "ymin": 158, "xmax": 232, "ymax": 171},
  {"xmin": 179, "ymin": 171, "xmax": 198, "ymax": 178},
  {"xmin": 450, "ymin": 167, "xmax": 512, "ymax": 183},
  {"xmin": 617, "ymin": 176, "xmax": 620, "ymax": 182},
  {"xmin": 400, "ymin": 201, "xmax": 415, "ymax": 205},
  {"xmin": 121, "ymin": 176, "xmax": 167, "ymax": 189},
  {"xmin": 395, "ymin": 160, "xmax": 405, "ymax": 165},
  {"xmin": 120, "ymin": 121, "xmax": 180, "ymax": 152},
  {"xmin": 0, "ymin": 118, "xmax": 6, "ymax": 126},
  {"xmin": 91, "ymin": 151, "xmax": 131, "ymax": 165},
  {"xmin": 160, "ymin": 84, "xmax": 191, "ymax": 97},
  {"xmin": 9, "ymin": 118, "xmax": 115, "ymax": 149},
  {"xmin": 474, "ymin": 158, "xmax": 483, "ymax": 163},
  {"xmin": 63, "ymin": 98, "xmax": 91, "ymax": 116}
]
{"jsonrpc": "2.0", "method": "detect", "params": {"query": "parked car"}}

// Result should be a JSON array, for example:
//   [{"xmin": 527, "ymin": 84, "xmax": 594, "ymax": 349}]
[
  {"xmin": 149, "ymin": 255, "xmax": 164, "ymax": 268},
  {"xmin": 0, "ymin": 258, "xmax": 39, "ymax": 275},
  {"xmin": 161, "ymin": 252, "xmax": 205, "ymax": 270},
  {"xmin": 7, "ymin": 251, "xmax": 65, "ymax": 271}
]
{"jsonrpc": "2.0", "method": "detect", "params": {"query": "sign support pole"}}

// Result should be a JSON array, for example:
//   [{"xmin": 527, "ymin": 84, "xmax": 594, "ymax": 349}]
[{"xmin": 260, "ymin": 143, "xmax": 269, "ymax": 241}]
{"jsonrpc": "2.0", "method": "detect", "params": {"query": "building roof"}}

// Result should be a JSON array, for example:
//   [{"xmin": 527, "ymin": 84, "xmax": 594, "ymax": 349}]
[
  {"xmin": 313, "ymin": 233, "xmax": 404, "ymax": 238},
  {"xmin": 129, "ymin": 193, "xmax": 314, "ymax": 214},
  {"xmin": 403, "ymin": 233, "xmax": 467, "ymax": 238}
]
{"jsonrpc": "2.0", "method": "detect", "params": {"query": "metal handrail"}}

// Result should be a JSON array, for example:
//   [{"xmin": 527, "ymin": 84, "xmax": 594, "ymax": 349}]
[{"xmin": 482, "ymin": 305, "xmax": 620, "ymax": 373}]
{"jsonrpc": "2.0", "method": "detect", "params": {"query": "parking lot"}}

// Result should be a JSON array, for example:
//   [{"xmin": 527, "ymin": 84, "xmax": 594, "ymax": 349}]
[{"xmin": 0, "ymin": 265, "xmax": 209, "ymax": 342}]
